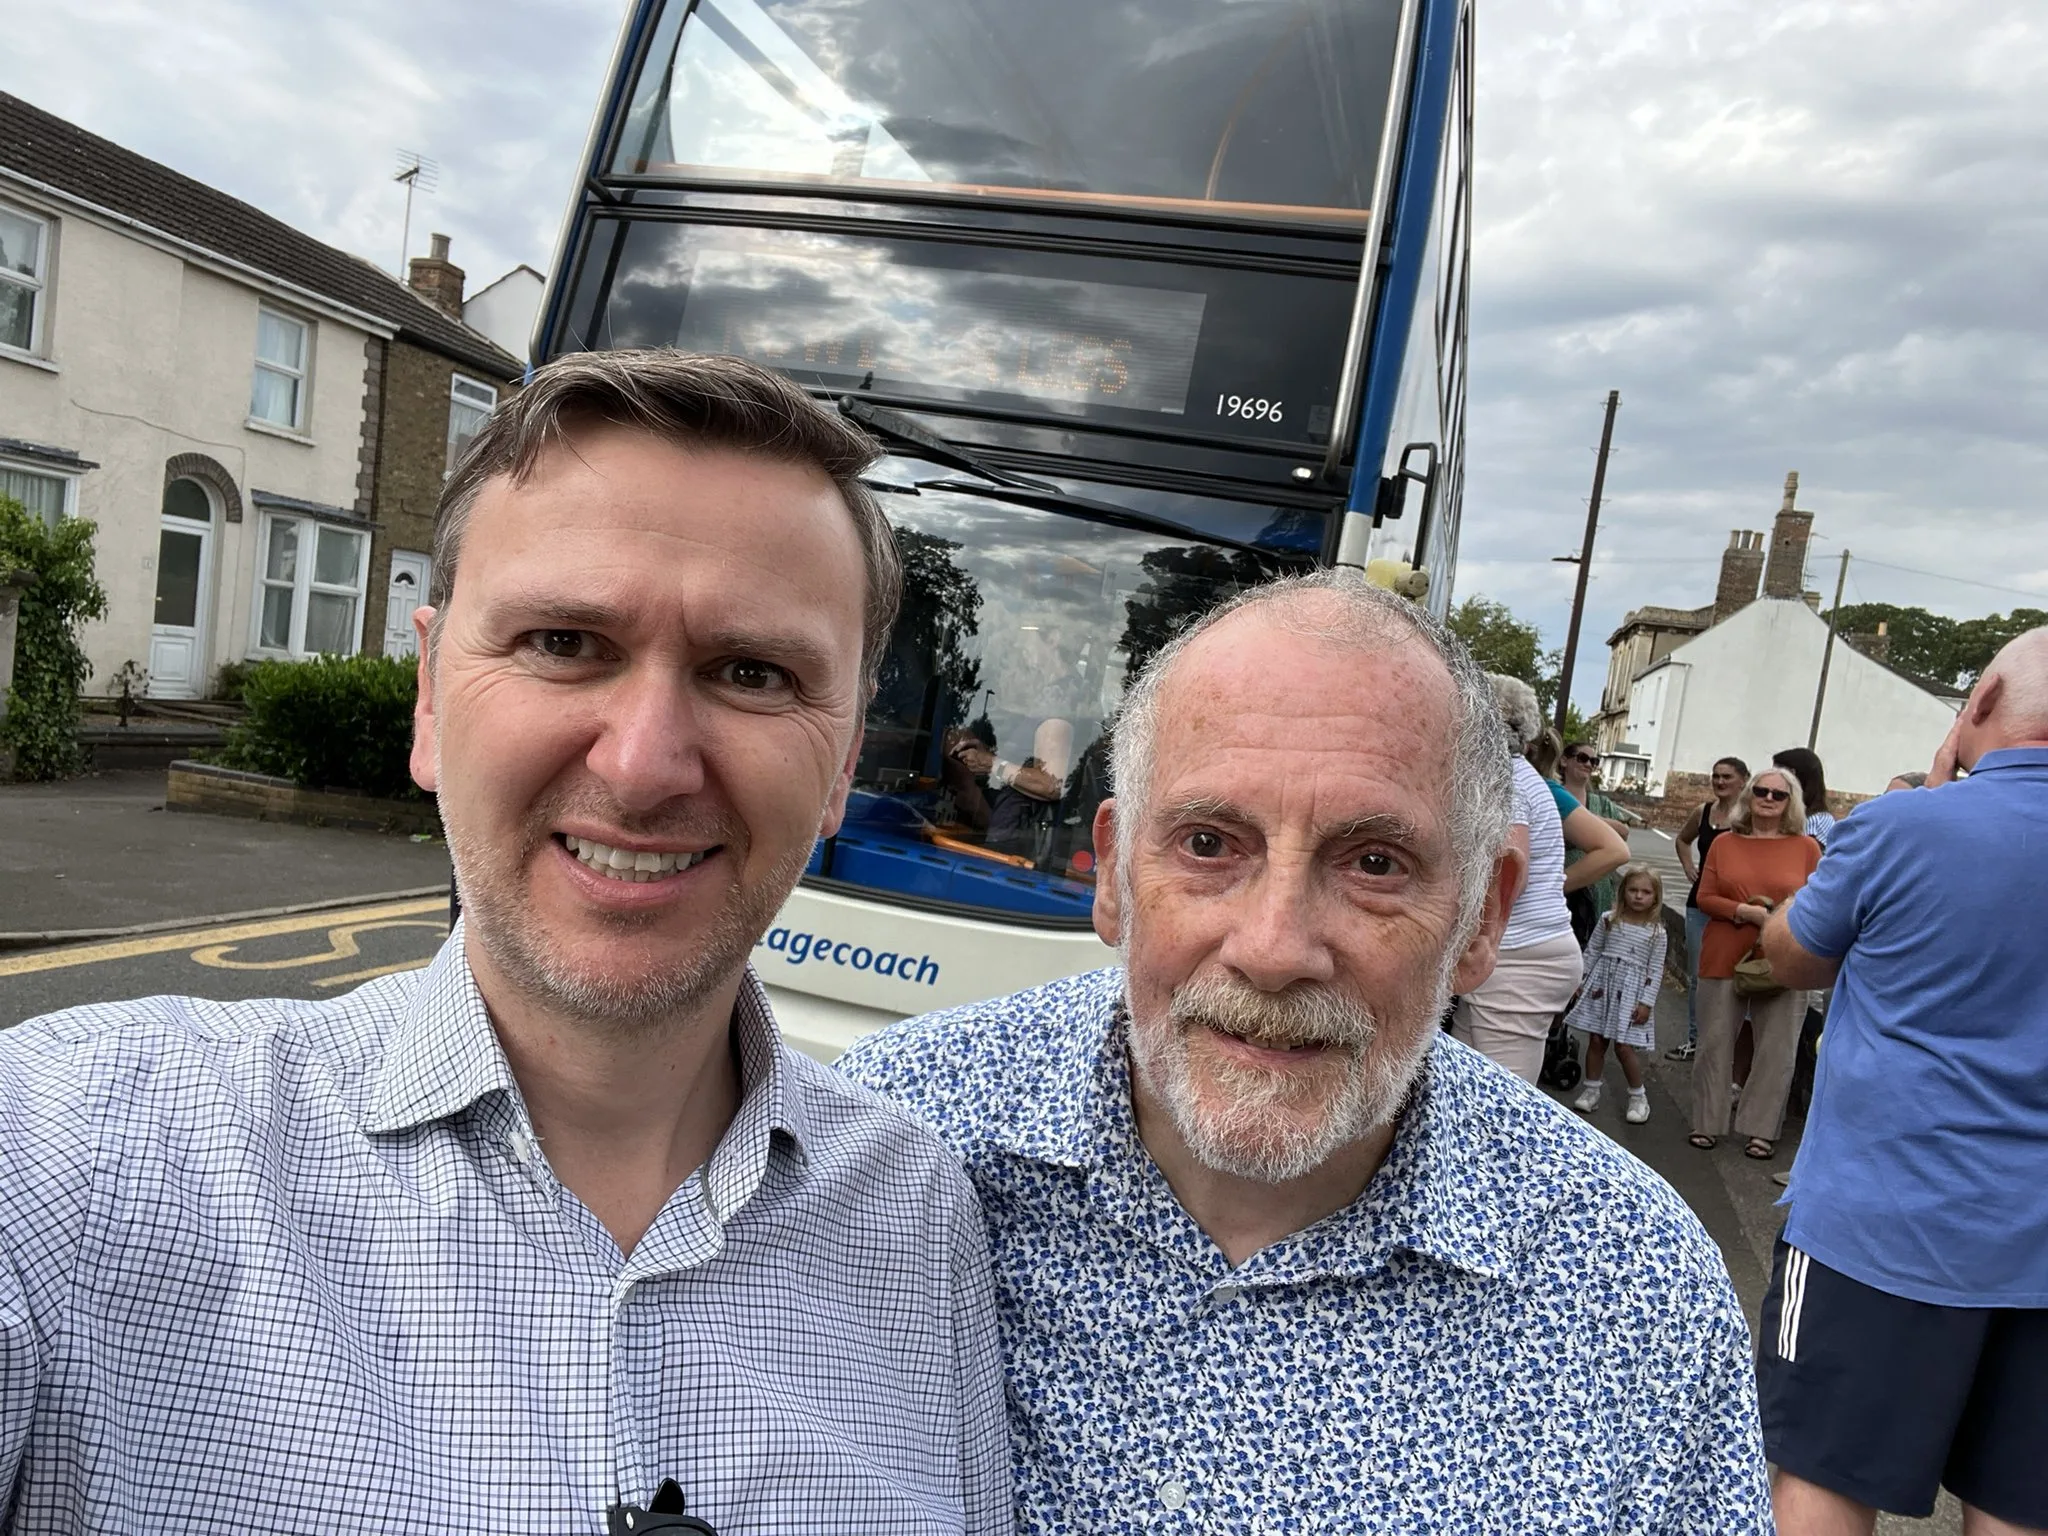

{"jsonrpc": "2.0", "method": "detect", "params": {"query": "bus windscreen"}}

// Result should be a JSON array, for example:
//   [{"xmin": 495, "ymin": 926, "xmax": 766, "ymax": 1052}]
[
  {"xmin": 613, "ymin": 0, "xmax": 1401, "ymax": 218},
  {"xmin": 570, "ymin": 222, "xmax": 1355, "ymax": 444}
]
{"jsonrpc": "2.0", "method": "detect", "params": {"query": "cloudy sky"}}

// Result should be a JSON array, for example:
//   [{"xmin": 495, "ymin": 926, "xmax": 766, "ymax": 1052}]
[{"xmin": 8, "ymin": 0, "xmax": 2045, "ymax": 709}]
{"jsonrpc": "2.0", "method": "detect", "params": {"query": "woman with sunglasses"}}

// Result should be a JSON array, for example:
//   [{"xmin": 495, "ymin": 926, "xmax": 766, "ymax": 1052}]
[
  {"xmin": 1689, "ymin": 768, "xmax": 1822, "ymax": 1159},
  {"xmin": 1558, "ymin": 741, "xmax": 1638, "ymax": 943}
]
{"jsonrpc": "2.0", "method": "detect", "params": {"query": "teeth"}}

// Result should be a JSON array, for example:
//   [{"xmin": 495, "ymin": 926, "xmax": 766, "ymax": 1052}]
[{"xmin": 562, "ymin": 834, "xmax": 710, "ymax": 882}]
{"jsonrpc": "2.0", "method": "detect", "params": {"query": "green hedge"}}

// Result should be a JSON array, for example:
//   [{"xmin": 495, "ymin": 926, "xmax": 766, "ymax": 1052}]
[
  {"xmin": 217, "ymin": 654, "xmax": 424, "ymax": 800},
  {"xmin": 1, "ymin": 495, "xmax": 109, "ymax": 781}
]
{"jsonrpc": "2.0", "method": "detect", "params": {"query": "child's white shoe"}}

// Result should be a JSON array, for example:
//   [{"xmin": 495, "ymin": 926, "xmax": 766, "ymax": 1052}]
[
  {"xmin": 1625, "ymin": 1089, "xmax": 1651, "ymax": 1124},
  {"xmin": 1571, "ymin": 1081, "xmax": 1603, "ymax": 1113}
]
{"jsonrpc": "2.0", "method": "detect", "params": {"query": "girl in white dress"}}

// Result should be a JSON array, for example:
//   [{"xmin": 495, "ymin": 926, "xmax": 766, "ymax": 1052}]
[{"xmin": 1568, "ymin": 866, "xmax": 1668, "ymax": 1123}]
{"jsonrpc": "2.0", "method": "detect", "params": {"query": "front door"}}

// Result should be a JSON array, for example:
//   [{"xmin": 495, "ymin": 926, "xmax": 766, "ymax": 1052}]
[
  {"xmin": 149, "ymin": 478, "xmax": 214, "ymax": 698},
  {"xmin": 384, "ymin": 549, "xmax": 431, "ymax": 658}
]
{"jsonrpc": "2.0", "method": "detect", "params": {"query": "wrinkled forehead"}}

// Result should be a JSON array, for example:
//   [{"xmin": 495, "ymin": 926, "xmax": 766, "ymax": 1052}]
[{"xmin": 1148, "ymin": 614, "xmax": 1462, "ymax": 831}]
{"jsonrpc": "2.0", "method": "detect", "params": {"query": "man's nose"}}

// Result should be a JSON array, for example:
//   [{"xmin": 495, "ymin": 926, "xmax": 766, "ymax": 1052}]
[
  {"xmin": 582, "ymin": 664, "xmax": 708, "ymax": 811},
  {"xmin": 1213, "ymin": 856, "xmax": 1337, "ymax": 991}
]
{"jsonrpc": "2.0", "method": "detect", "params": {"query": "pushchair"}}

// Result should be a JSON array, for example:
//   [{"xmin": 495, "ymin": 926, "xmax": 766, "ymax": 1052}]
[{"xmin": 1539, "ymin": 1013, "xmax": 1582, "ymax": 1091}]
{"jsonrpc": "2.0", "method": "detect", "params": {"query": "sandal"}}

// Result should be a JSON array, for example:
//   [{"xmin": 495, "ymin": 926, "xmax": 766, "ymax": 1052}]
[
  {"xmin": 1744, "ymin": 1138, "xmax": 1776, "ymax": 1160},
  {"xmin": 1688, "ymin": 1134, "xmax": 1718, "ymax": 1151}
]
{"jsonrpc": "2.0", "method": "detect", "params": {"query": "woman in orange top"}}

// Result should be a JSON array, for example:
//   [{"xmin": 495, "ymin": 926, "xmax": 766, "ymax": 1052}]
[{"xmin": 1689, "ymin": 767, "xmax": 1822, "ymax": 1158}]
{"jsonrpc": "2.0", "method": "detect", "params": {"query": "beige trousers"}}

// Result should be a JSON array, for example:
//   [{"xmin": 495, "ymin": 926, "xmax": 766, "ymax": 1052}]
[
  {"xmin": 1451, "ymin": 932, "xmax": 1585, "ymax": 1084},
  {"xmin": 1692, "ymin": 977, "xmax": 1808, "ymax": 1142}
]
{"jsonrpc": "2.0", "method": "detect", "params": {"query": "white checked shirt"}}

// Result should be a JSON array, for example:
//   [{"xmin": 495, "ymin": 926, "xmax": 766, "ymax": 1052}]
[{"xmin": 0, "ymin": 930, "xmax": 1011, "ymax": 1535}]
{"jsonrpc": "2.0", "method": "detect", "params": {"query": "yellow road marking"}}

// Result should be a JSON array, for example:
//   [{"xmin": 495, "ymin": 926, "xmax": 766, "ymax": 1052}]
[
  {"xmin": 315, "ymin": 958, "xmax": 434, "ymax": 990},
  {"xmin": 191, "ymin": 919, "xmax": 445, "ymax": 972},
  {"xmin": 0, "ymin": 898, "xmax": 447, "ymax": 978}
]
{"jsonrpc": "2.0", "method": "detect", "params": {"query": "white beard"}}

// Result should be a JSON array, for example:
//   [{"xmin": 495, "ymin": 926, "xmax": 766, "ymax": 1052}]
[{"xmin": 1125, "ymin": 956, "xmax": 1449, "ymax": 1185}]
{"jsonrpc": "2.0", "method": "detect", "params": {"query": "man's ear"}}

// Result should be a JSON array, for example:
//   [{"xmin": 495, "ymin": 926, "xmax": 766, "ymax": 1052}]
[
  {"xmin": 409, "ymin": 607, "xmax": 439, "ymax": 793},
  {"xmin": 1969, "ymin": 670, "xmax": 2005, "ymax": 727},
  {"xmin": 1450, "ymin": 841, "xmax": 1526, "ymax": 995},
  {"xmin": 818, "ymin": 721, "xmax": 866, "ymax": 838},
  {"xmin": 1090, "ymin": 799, "xmax": 1123, "ymax": 949}
]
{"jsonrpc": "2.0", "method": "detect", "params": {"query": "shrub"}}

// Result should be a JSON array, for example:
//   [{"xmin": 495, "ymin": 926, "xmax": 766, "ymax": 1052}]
[
  {"xmin": 212, "ymin": 658, "xmax": 256, "ymax": 702},
  {"xmin": 217, "ymin": 654, "xmax": 423, "ymax": 799},
  {"xmin": 0, "ymin": 495, "xmax": 110, "ymax": 781}
]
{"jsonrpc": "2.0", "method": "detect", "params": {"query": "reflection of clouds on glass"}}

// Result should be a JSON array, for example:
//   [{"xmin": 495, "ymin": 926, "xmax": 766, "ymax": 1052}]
[
  {"xmin": 884, "ymin": 490, "xmax": 1183, "ymax": 739},
  {"xmin": 666, "ymin": 0, "xmax": 929, "ymax": 180},
  {"xmin": 673, "ymin": 246, "xmax": 1205, "ymax": 415},
  {"xmin": 637, "ymin": 0, "xmax": 1396, "ymax": 208}
]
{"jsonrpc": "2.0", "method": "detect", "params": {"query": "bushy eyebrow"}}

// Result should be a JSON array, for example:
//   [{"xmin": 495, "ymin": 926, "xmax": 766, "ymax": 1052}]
[
  {"xmin": 478, "ymin": 589, "xmax": 843, "ymax": 678},
  {"xmin": 1157, "ymin": 797, "xmax": 1424, "ymax": 849}
]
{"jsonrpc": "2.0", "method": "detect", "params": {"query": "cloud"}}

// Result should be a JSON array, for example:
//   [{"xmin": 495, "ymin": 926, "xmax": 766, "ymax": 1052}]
[
  {"xmin": 1468, "ymin": 1, "xmax": 2048, "ymax": 701},
  {"xmin": 7, "ymin": 0, "xmax": 2046, "ymax": 709}
]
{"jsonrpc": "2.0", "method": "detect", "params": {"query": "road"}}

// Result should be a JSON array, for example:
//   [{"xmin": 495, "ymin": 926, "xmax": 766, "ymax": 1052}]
[{"xmin": 0, "ymin": 895, "xmax": 450, "ymax": 1026}]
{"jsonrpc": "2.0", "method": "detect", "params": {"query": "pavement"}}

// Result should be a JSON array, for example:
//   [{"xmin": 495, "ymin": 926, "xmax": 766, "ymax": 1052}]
[{"xmin": 0, "ymin": 798, "xmax": 1969, "ymax": 1530}]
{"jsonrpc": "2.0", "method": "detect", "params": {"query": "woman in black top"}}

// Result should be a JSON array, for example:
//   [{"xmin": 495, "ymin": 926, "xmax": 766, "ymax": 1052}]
[{"xmin": 1669, "ymin": 755, "xmax": 1748, "ymax": 1061}]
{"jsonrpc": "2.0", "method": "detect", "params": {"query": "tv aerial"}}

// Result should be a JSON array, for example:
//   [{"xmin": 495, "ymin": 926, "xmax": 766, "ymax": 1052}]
[{"xmin": 392, "ymin": 151, "xmax": 440, "ymax": 274}]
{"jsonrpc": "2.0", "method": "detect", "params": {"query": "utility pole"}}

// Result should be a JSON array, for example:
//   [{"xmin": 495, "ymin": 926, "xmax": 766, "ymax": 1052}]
[
  {"xmin": 1552, "ymin": 389, "xmax": 1620, "ymax": 736},
  {"xmin": 1809, "ymin": 547, "xmax": 1851, "ymax": 750}
]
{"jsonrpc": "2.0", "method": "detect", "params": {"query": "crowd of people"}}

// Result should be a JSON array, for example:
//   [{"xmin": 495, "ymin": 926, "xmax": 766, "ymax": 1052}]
[
  {"xmin": 1509, "ymin": 652, "xmax": 2048, "ymax": 1534},
  {"xmin": 0, "ymin": 349, "xmax": 2038, "ymax": 1536}
]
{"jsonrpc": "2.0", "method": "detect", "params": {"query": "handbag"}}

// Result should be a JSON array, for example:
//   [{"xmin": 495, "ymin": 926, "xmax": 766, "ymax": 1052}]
[{"xmin": 1732, "ymin": 940, "xmax": 1784, "ymax": 1000}]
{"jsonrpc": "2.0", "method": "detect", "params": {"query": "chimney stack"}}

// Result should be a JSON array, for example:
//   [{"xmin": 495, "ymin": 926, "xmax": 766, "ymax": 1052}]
[
  {"xmin": 1714, "ymin": 529, "xmax": 1766, "ymax": 624},
  {"xmin": 407, "ymin": 232, "xmax": 466, "ymax": 318},
  {"xmin": 1763, "ymin": 470, "xmax": 1813, "ymax": 600}
]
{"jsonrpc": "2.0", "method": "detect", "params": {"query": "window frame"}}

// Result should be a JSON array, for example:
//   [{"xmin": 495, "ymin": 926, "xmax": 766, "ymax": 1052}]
[
  {"xmin": 0, "ymin": 455, "xmax": 80, "ymax": 528},
  {"xmin": 445, "ymin": 373, "xmax": 498, "ymax": 475},
  {"xmin": 249, "ymin": 306, "xmax": 312, "ymax": 432},
  {"xmin": 0, "ymin": 200, "xmax": 52, "ymax": 359},
  {"xmin": 248, "ymin": 511, "xmax": 369, "ymax": 659}
]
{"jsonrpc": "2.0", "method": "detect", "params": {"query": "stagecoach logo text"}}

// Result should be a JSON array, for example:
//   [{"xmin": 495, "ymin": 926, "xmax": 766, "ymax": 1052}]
[{"xmin": 754, "ymin": 927, "xmax": 941, "ymax": 986}]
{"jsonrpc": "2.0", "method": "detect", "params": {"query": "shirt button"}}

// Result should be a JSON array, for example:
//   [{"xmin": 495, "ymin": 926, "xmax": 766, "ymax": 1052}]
[
  {"xmin": 1160, "ymin": 1477, "xmax": 1189, "ymax": 1512},
  {"xmin": 506, "ymin": 1131, "xmax": 533, "ymax": 1164},
  {"xmin": 1212, "ymin": 1283, "xmax": 1244, "ymax": 1303}
]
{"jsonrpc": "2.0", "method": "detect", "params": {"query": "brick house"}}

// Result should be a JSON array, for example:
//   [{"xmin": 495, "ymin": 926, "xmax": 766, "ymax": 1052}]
[
  {"xmin": 0, "ymin": 92, "xmax": 519, "ymax": 695},
  {"xmin": 361, "ymin": 233, "xmax": 524, "ymax": 660}
]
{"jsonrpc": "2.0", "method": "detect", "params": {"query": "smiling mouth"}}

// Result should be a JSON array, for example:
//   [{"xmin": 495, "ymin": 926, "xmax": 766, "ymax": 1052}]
[
  {"xmin": 559, "ymin": 833, "xmax": 716, "ymax": 883},
  {"xmin": 1201, "ymin": 1022, "xmax": 1339, "ymax": 1054}
]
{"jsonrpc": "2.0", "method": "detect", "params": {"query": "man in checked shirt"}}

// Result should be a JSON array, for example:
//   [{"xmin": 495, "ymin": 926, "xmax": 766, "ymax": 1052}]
[
  {"xmin": 843, "ymin": 572, "xmax": 1773, "ymax": 1535},
  {"xmin": 0, "ymin": 351, "xmax": 1010, "ymax": 1535}
]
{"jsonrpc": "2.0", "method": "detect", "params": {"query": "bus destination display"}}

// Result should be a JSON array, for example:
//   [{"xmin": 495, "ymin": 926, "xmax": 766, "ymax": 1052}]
[{"xmin": 672, "ymin": 249, "xmax": 1208, "ymax": 417}]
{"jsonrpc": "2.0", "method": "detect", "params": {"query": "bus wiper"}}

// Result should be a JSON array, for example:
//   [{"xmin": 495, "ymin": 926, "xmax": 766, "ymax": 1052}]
[
  {"xmin": 839, "ymin": 397, "xmax": 1058, "ymax": 494},
  {"xmin": 918, "ymin": 478, "xmax": 1288, "ymax": 563},
  {"xmin": 839, "ymin": 397, "xmax": 1285, "ymax": 561}
]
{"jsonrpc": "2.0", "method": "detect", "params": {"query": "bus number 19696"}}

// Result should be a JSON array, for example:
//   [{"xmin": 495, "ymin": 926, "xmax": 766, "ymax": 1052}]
[{"xmin": 1216, "ymin": 393, "xmax": 1283, "ymax": 423}]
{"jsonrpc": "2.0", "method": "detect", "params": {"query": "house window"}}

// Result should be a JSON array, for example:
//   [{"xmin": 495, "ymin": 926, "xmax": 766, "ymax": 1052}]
[
  {"xmin": 250, "ymin": 308, "xmax": 310, "ymax": 430},
  {"xmin": 446, "ymin": 374, "xmax": 497, "ymax": 473},
  {"xmin": 254, "ymin": 514, "xmax": 367, "ymax": 656},
  {"xmin": 0, "ymin": 203, "xmax": 50, "ymax": 355},
  {"xmin": 0, "ymin": 462, "xmax": 73, "ymax": 527}
]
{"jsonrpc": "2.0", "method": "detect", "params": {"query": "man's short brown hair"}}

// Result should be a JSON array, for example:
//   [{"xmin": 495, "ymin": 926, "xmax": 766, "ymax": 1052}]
[{"xmin": 432, "ymin": 348, "xmax": 902, "ymax": 693}]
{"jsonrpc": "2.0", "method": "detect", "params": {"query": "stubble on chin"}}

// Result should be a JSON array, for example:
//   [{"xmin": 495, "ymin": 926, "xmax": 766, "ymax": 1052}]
[{"xmin": 444, "ymin": 791, "xmax": 810, "ymax": 1037}]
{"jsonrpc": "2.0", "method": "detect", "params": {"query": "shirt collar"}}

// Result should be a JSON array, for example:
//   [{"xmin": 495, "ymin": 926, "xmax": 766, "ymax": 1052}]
[
  {"xmin": 988, "ymin": 969, "xmax": 1521, "ymax": 1281},
  {"xmin": 363, "ymin": 929, "xmax": 811, "ymax": 1210},
  {"xmin": 1972, "ymin": 746, "xmax": 2048, "ymax": 774},
  {"xmin": 363, "ymin": 923, "xmax": 520, "ymax": 1135}
]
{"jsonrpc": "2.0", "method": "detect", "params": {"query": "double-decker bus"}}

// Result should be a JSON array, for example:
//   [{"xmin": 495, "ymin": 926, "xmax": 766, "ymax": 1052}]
[{"xmin": 535, "ymin": 0, "xmax": 1474, "ymax": 1057}]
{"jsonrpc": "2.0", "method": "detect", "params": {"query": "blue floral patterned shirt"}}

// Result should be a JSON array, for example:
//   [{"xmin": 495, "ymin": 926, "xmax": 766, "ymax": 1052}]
[{"xmin": 839, "ymin": 968, "xmax": 1771, "ymax": 1536}]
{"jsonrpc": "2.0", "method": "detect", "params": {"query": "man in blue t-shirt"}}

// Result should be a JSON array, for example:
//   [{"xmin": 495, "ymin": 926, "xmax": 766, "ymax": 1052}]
[{"xmin": 1761, "ymin": 626, "xmax": 2048, "ymax": 1536}]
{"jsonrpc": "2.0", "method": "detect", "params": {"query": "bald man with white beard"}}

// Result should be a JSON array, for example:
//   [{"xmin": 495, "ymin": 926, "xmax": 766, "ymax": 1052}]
[
  {"xmin": 841, "ymin": 571, "xmax": 1771, "ymax": 1536},
  {"xmin": 1761, "ymin": 626, "xmax": 2048, "ymax": 1536}
]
